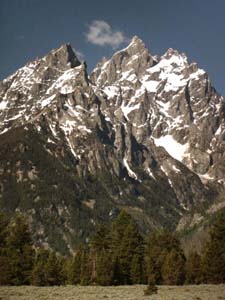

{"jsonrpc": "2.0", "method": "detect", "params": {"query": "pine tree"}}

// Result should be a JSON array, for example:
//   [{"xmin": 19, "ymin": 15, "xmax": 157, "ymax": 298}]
[
  {"xmin": 185, "ymin": 251, "xmax": 202, "ymax": 284},
  {"xmin": 90, "ymin": 224, "xmax": 112, "ymax": 285},
  {"xmin": 202, "ymin": 213, "xmax": 225, "ymax": 283},
  {"xmin": 130, "ymin": 254, "xmax": 143, "ymax": 284},
  {"xmin": 68, "ymin": 245, "xmax": 91, "ymax": 286},
  {"xmin": 162, "ymin": 248, "xmax": 186, "ymax": 285},
  {"xmin": 110, "ymin": 210, "xmax": 144, "ymax": 285},
  {"xmin": 32, "ymin": 249, "xmax": 50, "ymax": 286},
  {"xmin": 67, "ymin": 247, "xmax": 83, "ymax": 285},
  {"xmin": 145, "ymin": 230, "xmax": 184, "ymax": 284},
  {"xmin": 45, "ymin": 251, "xmax": 65, "ymax": 285},
  {"xmin": 95, "ymin": 250, "xmax": 114, "ymax": 285},
  {"xmin": 0, "ymin": 213, "xmax": 11, "ymax": 285},
  {"xmin": 32, "ymin": 249, "xmax": 65, "ymax": 286},
  {"xmin": 79, "ymin": 247, "xmax": 91, "ymax": 285},
  {"xmin": 6, "ymin": 214, "xmax": 34, "ymax": 285},
  {"xmin": 0, "ymin": 212, "xmax": 9, "ymax": 247}
]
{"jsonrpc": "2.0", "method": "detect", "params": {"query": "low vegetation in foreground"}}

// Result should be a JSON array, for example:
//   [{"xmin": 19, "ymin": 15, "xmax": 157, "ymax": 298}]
[{"xmin": 1, "ymin": 285, "xmax": 225, "ymax": 300}]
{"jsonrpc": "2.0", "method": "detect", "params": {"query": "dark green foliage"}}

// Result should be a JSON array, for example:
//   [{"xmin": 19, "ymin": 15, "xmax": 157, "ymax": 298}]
[
  {"xmin": 5, "ymin": 214, "xmax": 35, "ymax": 285},
  {"xmin": 0, "ymin": 213, "xmax": 11, "ymax": 285},
  {"xmin": 68, "ymin": 245, "xmax": 91, "ymax": 285},
  {"xmin": 185, "ymin": 251, "xmax": 202, "ymax": 284},
  {"xmin": 0, "ymin": 212, "xmax": 10, "ymax": 247},
  {"xmin": 79, "ymin": 247, "xmax": 91, "ymax": 285},
  {"xmin": 202, "ymin": 212, "xmax": 225, "ymax": 283},
  {"xmin": 32, "ymin": 249, "xmax": 65, "ymax": 286},
  {"xmin": 130, "ymin": 254, "xmax": 143, "ymax": 284},
  {"xmin": 110, "ymin": 210, "xmax": 144, "ymax": 285},
  {"xmin": 95, "ymin": 251, "xmax": 114, "ymax": 285},
  {"xmin": 1, "ymin": 209, "xmax": 225, "ymax": 287},
  {"xmin": 162, "ymin": 248, "xmax": 186, "ymax": 285},
  {"xmin": 32, "ymin": 249, "xmax": 50, "ymax": 286},
  {"xmin": 67, "ymin": 248, "xmax": 83, "ymax": 284},
  {"xmin": 69, "ymin": 211, "xmax": 145, "ymax": 286},
  {"xmin": 45, "ymin": 251, "xmax": 66, "ymax": 285},
  {"xmin": 0, "ymin": 213, "xmax": 66, "ymax": 286},
  {"xmin": 90, "ymin": 224, "xmax": 113, "ymax": 285},
  {"xmin": 145, "ymin": 230, "xmax": 185, "ymax": 285}
]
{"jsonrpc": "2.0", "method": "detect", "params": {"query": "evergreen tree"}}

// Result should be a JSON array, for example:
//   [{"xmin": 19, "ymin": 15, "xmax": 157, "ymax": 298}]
[
  {"xmin": 45, "ymin": 251, "xmax": 65, "ymax": 285},
  {"xmin": 145, "ymin": 230, "xmax": 183, "ymax": 284},
  {"xmin": 6, "ymin": 214, "xmax": 34, "ymax": 285},
  {"xmin": 95, "ymin": 250, "xmax": 114, "ymax": 285},
  {"xmin": 0, "ymin": 213, "xmax": 11, "ymax": 285},
  {"xmin": 79, "ymin": 247, "xmax": 91, "ymax": 285},
  {"xmin": 32, "ymin": 249, "xmax": 65, "ymax": 286},
  {"xmin": 202, "ymin": 213, "xmax": 225, "ymax": 283},
  {"xmin": 162, "ymin": 248, "xmax": 186, "ymax": 285},
  {"xmin": 110, "ymin": 210, "xmax": 144, "ymax": 285},
  {"xmin": 0, "ymin": 212, "xmax": 10, "ymax": 247},
  {"xmin": 185, "ymin": 251, "xmax": 202, "ymax": 284},
  {"xmin": 67, "ymin": 247, "xmax": 83, "ymax": 285},
  {"xmin": 68, "ymin": 245, "xmax": 91, "ymax": 286},
  {"xmin": 130, "ymin": 254, "xmax": 143, "ymax": 284},
  {"xmin": 90, "ymin": 224, "xmax": 112, "ymax": 285},
  {"xmin": 91, "ymin": 224, "xmax": 111, "ymax": 252},
  {"xmin": 32, "ymin": 249, "xmax": 50, "ymax": 286}
]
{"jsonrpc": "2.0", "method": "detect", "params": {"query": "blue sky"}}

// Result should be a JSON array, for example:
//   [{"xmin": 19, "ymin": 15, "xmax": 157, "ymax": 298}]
[{"xmin": 1, "ymin": 0, "xmax": 225, "ymax": 95}]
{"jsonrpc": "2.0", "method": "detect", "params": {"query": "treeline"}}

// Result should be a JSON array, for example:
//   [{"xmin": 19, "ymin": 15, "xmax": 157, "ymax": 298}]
[{"xmin": 0, "ymin": 210, "xmax": 225, "ymax": 286}]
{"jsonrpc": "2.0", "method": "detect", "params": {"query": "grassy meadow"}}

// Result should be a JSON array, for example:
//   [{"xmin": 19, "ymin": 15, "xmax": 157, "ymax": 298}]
[{"xmin": 0, "ymin": 285, "xmax": 225, "ymax": 300}]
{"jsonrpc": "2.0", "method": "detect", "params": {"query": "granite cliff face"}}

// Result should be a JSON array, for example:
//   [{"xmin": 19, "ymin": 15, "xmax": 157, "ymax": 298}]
[{"xmin": 0, "ymin": 37, "xmax": 224, "ymax": 254}]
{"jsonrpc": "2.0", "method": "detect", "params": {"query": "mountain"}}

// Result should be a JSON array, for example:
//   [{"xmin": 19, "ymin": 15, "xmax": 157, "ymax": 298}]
[{"xmin": 0, "ymin": 37, "xmax": 224, "ymax": 254}]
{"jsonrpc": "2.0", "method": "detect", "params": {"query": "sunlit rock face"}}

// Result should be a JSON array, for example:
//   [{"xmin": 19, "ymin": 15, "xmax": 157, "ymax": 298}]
[{"xmin": 0, "ymin": 37, "xmax": 224, "ymax": 254}]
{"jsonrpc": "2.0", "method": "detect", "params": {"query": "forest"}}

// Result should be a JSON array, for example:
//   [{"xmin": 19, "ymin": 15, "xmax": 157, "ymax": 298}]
[{"xmin": 0, "ymin": 210, "xmax": 224, "ymax": 286}]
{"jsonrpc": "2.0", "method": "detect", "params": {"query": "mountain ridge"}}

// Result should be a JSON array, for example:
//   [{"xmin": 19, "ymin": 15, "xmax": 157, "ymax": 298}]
[{"xmin": 0, "ymin": 36, "xmax": 224, "ymax": 254}]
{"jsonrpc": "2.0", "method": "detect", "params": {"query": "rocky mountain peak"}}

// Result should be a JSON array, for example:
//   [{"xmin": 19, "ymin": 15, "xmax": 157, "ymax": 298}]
[
  {"xmin": 0, "ymin": 44, "xmax": 87, "ymax": 136},
  {"xmin": 90, "ymin": 35, "xmax": 155, "ymax": 86},
  {"xmin": 45, "ymin": 43, "xmax": 81, "ymax": 70},
  {"xmin": 125, "ymin": 35, "xmax": 148, "ymax": 53},
  {"xmin": 0, "ymin": 37, "xmax": 225, "ymax": 254}
]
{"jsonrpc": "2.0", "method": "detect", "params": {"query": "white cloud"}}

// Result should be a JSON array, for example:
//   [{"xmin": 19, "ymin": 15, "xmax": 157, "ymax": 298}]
[
  {"xmin": 73, "ymin": 48, "xmax": 85, "ymax": 62},
  {"xmin": 85, "ymin": 20, "xmax": 129, "ymax": 49}
]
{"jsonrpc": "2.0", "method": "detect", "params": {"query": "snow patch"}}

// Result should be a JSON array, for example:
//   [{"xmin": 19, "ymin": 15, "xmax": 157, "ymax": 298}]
[
  {"xmin": 123, "ymin": 158, "xmax": 137, "ymax": 180},
  {"xmin": 172, "ymin": 165, "xmax": 181, "ymax": 173},
  {"xmin": 146, "ymin": 167, "xmax": 155, "ymax": 179},
  {"xmin": 121, "ymin": 102, "xmax": 140, "ymax": 120},
  {"xmin": 0, "ymin": 100, "xmax": 8, "ymax": 110},
  {"xmin": 156, "ymin": 100, "xmax": 171, "ymax": 117},
  {"xmin": 141, "ymin": 78, "xmax": 159, "ymax": 93},
  {"xmin": 48, "ymin": 66, "xmax": 82, "ymax": 94},
  {"xmin": 0, "ymin": 128, "xmax": 9, "ymax": 135},
  {"xmin": 77, "ymin": 125, "xmax": 91, "ymax": 133},
  {"xmin": 215, "ymin": 125, "xmax": 222, "ymax": 135},
  {"xmin": 41, "ymin": 95, "xmax": 55, "ymax": 108},
  {"xmin": 199, "ymin": 173, "xmax": 214, "ymax": 183},
  {"xmin": 103, "ymin": 86, "xmax": 119, "ymax": 98},
  {"xmin": 66, "ymin": 137, "xmax": 79, "ymax": 159},
  {"xmin": 160, "ymin": 165, "xmax": 169, "ymax": 176},
  {"xmin": 154, "ymin": 135, "xmax": 189, "ymax": 162},
  {"xmin": 60, "ymin": 120, "xmax": 76, "ymax": 135}
]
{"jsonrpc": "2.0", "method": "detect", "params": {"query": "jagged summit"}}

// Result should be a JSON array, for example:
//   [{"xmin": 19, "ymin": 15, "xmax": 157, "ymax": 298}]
[
  {"xmin": 90, "ymin": 35, "xmax": 155, "ymax": 86},
  {"xmin": 130, "ymin": 35, "xmax": 145, "ymax": 44},
  {"xmin": 0, "ymin": 37, "xmax": 224, "ymax": 254},
  {"xmin": 45, "ymin": 43, "xmax": 81, "ymax": 69},
  {"xmin": 123, "ymin": 35, "xmax": 147, "ymax": 51}
]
